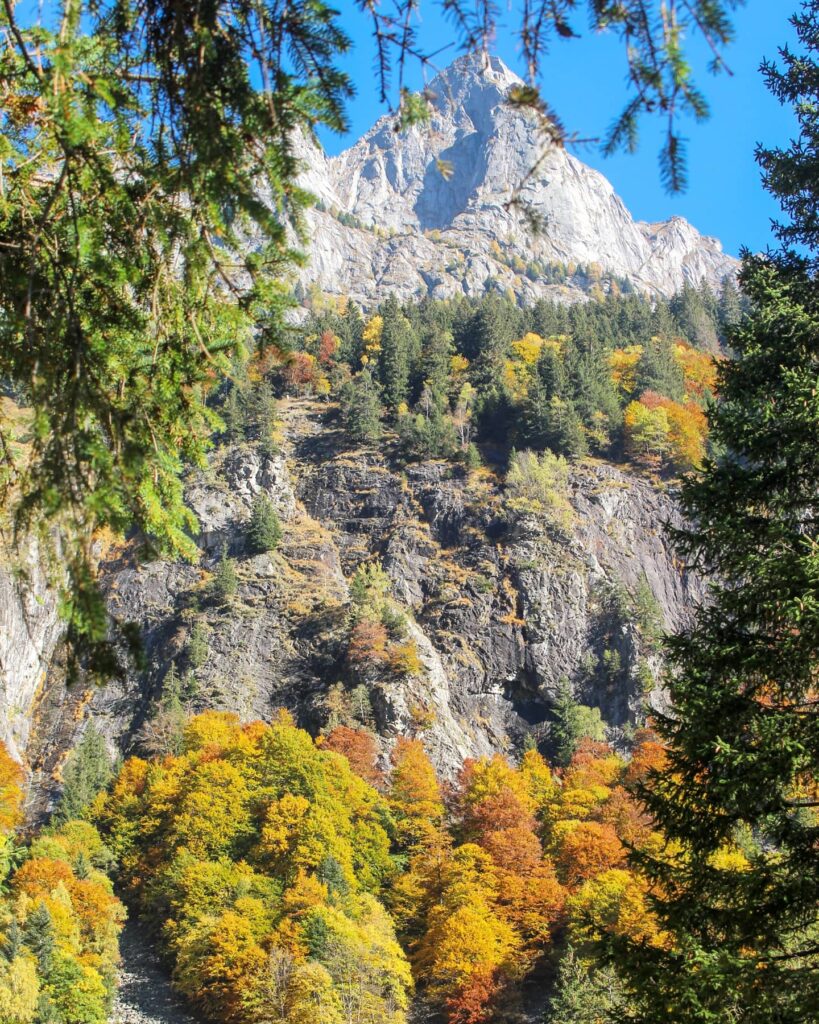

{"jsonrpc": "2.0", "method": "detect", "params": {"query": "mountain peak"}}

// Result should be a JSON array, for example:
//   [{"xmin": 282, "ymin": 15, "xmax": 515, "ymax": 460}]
[
  {"xmin": 295, "ymin": 54, "xmax": 736, "ymax": 308},
  {"xmin": 421, "ymin": 52, "xmax": 524, "ymax": 126},
  {"xmin": 432, "ymin": 51, "xmax": 523, "ymax": 90}
]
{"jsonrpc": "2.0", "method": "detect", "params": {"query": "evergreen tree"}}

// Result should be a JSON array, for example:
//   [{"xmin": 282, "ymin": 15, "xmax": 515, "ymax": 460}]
[
  {"xmin": 717, "ymin": 277, "xmax": 744, "ymax": 336},
  {"xmin": 611, "ymin": 9, "xmax": 819, "ymax": 1020},
  {"xmin": 339, "ymin": 369, "xmax": 383, "ymax": 442},
  {"xmin": 378, "ymin": 296, "xmax": 419, "ymax": 411},
  {"xmin": 244, "ymin": 380, "xmax": 277, "ymax": 444},
  {"xmin": 464, "ymin": 294, "xmax": 518, "ymax": 393},
  {"xmin": 521, "ymin": 371, "xmax": 553, "ymax": 450},
  {"xmin": 337, "ymin": 302, "xmax": 366, "ymax": 367},
  {"xmin": 564, "ymin": 341, "xmax": 621, "ymax": 450},
  {"xmin": 141, "ymin": 662, "xmax": 189, "ymax": 757},
  {"xmin": 530, "ymin": 298, "xmax": 569, "ymax": 339},
  {"xmin": 56, "ymin": 725, "xmax": 112, "ymax": 822},
  {"xmin": 545, "ymin": 398, "xmax": 588, "ymax": 459},
  {"xmin": 221, "ymin": 381, "xmax": 247, "ymax": 444},
  {"xmin": 0, "ymin": 0, "xmax": 352, "ymax": 661},
  {"xmin": 186, "ymin": 621, "xmax": 209, "ymax": 671},
  {"xmin": 209, "ymin": 546, "xmax": 238, "ymax": 605},
  {"xmin": 634, "ymin": 335, "xmax": 685, "ymax": 401},
  {"xmin": 247, "ymin": 494, "xmax": 282, "ymax": 555},
  {"xmin": 670, "ymin": 282, "xmax": 720, "ymax": 352},
  {"xmin": 1, "ymin": 919, "xmax": 23, "ymax": 961},
  {"xmin": 546, "ymin": 945, "xmax": 625, "ymax": 1023},
  {"xmin": 23, "ymin": 904, "xmax": 55, "ymax": 974},
  {"xmin": 550, "ymin": 679, "xmax": 607, "ymax": 767},
  {"xmin": 419, "ymin": 325, "xmax": 455, "ymax": 401}
]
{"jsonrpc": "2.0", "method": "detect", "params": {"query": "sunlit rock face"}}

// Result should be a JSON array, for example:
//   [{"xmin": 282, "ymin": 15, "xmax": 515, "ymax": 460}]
[
  {"xmin": 0, "ymin": 545, "xmax": 64, "ymax": 762},
  {"xmin": 293, "ymin": 52, "xmax": 736, "ymax": 309}
]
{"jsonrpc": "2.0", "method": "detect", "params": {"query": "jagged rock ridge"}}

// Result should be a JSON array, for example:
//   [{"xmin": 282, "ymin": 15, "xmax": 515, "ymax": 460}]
[{"xmin": 295, "ymin": 53, "xmax": 737, "ymax": 307}]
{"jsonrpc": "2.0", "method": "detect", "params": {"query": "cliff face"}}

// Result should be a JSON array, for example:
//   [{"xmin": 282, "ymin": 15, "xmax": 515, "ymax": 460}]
[
  {"xmin": 294, "ymin": 53, "xmax": 737, "ymax": 308},
  {"xmin": 8, "ymin": 398, "xmax": 703, "ymax": 806},
  {"xmin": 0, "ymin": 543, "xmax": 64, "ymax": 763}
]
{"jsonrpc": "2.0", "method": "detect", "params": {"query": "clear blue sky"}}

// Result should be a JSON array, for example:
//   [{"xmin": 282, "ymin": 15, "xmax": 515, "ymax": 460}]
[{"xmin": 316, "ymin": 1, "xmax": 799, "ymax": 259}]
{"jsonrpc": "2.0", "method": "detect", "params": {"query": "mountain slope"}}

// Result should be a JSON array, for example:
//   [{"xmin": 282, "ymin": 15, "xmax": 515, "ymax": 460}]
[
  {"xmin": 4, "ymin": 397, "xmax": 703, "ymax": 820},
  {"xmin": 295, "ymin": 53, "xmax": 736, "ymax": 307}
]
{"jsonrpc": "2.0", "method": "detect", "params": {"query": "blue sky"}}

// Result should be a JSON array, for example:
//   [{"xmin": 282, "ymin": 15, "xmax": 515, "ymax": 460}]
[{"xmin": 316, "ymin": 1, "xmax": 799, "ymax": 259}]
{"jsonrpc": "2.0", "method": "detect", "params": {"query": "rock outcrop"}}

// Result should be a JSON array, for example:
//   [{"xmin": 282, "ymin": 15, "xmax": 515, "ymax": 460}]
[
  {"xmin": 0, "ymin": 543, "xmax": 64, "ymax": 763},
  {"xmin": 293, "ymin": 53, "xmax": 737, "ymax": 308},
  {"xmin": 11, "ymin": 398, "xmax": 703, "ymax": 800}
]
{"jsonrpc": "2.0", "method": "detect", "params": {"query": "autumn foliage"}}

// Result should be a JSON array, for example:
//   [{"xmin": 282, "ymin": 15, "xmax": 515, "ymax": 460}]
[
  {"xmin": 94, "ymin": 712, "xmax": 411, "ymax": 1024},
  {"xmin": 0, "ymin": 741, "xmax": 124, "ymax": 1024},
  {"xmin": 62, "ymin": 714, "xmax": 685, "ymax": 1024}
]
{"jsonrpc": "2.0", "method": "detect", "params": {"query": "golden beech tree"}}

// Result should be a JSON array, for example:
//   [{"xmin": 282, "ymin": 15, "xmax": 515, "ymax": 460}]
[
  {"xmin": 415, "ymin": 844, "xmax": 520, "ymax": 1013},
  {"xmin": 609, "ymin": 345, "xmax": 644, "ymax": 397},
  {"xmin": 567, "ymin": 868, "xmax": 665, "ymax": 950},
  {"xmin": 625, "ymin": 391, "xmax": 708, "ymax": 470},
  {"xmin": 0, "ymin": 743, "xmax": 23, "ymax": 836},
  {"xmin": 673, "ymin": 342, "xmax": 718, "ymax": 399},
  {"xmin": 390, "ymin": 738, "xmax": 446, "ymax": 851},
  {"xmin": 554, "ymin": 820, "xmax": 627, "ymax": 887},
  {"xmin": 456, "ymin": 754, "xmax": 564, "ymax": 953},
  {"xmin": 322, "ymin": 727, "xmax": 383, "ymax": 788}
]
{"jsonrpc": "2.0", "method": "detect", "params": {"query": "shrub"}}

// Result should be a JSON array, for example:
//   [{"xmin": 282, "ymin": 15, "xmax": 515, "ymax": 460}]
[
  {"xmin": 347, "ymin": 620, "xmax": 389, "ymax": 667},
  {"xmin": 209, "ymin": 547, "xmax": 238, "ymax": 604},
  {"xmin": 506, "ymin": 449, "xmax": 574, "ymax": 532},
  {"xmin": 388, "ymin": 640, "xmax": 423, "ymax": 677}
]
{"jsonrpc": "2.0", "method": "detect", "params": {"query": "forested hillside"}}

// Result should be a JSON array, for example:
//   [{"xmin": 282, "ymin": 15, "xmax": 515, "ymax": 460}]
[{"xmin": 262, "ymin": 282, "xmax": 737, "ymax": 473}]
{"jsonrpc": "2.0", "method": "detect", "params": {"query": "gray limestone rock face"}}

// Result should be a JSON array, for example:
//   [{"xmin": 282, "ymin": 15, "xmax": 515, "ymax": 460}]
[
  {"xmin": 290, "ymin": 53, "xmax": 737, "ymax": 309},
  {"xmin": 0, "ymin": 543, "xmax": 65, "ymax": 762}
]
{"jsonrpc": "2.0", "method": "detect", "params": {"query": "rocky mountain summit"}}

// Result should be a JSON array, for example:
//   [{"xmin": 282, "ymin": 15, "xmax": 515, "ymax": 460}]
[{"xmin": 294, "ymin": 53, "xmax": 737, "ymax": 307}]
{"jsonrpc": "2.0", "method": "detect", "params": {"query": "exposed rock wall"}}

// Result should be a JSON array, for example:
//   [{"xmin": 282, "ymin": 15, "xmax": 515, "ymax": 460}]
[
  {"xmin": 15, "ymin": 399, "xmax": 703, "ymax": 791},
  {"xmin": 0, "ymin": 543, "xmax": 64, "ymax": 762}
]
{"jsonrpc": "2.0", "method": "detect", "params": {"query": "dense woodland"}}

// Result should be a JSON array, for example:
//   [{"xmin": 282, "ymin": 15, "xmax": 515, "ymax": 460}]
[
  {"xmin": 0, "ymin": 743, "xmax": 122, "ymax": 1023},
  {"xmin": 259, "ymin": 281, "xmax": 739, "ymax": 475},
  {"xmin": 0, "ymin": 709, "xmax": 672, "ymax": 1024}
]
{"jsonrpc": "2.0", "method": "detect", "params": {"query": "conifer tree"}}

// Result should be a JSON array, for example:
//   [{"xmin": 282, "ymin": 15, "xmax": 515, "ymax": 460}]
[
  {"xmin": 634, "ymin": 336, "xmax": 685, "ymax": 402},
  {"xmin": 717, "ymin": 277, "xmax": 744, "ymax": 336},
  {"xmin": 546, "ymin": 945, "xmax": 626, "ymax": 1023},
  {"xmin": 247, "ymin": 494, "xmax": 283, "ymax": 555},
  {"xmin": 186, "ymin": 621, "xmax": 209, "ymax": 671},
  {"xmin": 56, "ymin": 725, "xmax": 112, "ymax": 823},
  {"xmin": 209, "ymin": 546, "xmax": 239, "ymax": 605},
  {"xmin": 610, "ymin": 7, "xmax": 819, "ymax": 1020},
  {"xmin": 378, "ymin": 296, "xmax": 419, "ymax": 411},
  {"xmin": 0, "ymin": 0, "xmax": 352, "ymax": 663},
  {"xmin": 550, "ymin": 680, "xmax": 606, "ymax": 767},
  {"xmin": 23, "ymin": 904, "xmax": 55, "ymax": 974},
  {"xmin": 340, "ymin": 369, "xmax": 383, "ymax": 442}
]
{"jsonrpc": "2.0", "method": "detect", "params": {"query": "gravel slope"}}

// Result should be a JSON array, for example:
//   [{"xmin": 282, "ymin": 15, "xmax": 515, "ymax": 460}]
[{"xmin": 110, "ymin": 921, "xmax": 200, "ymax": 1024}]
